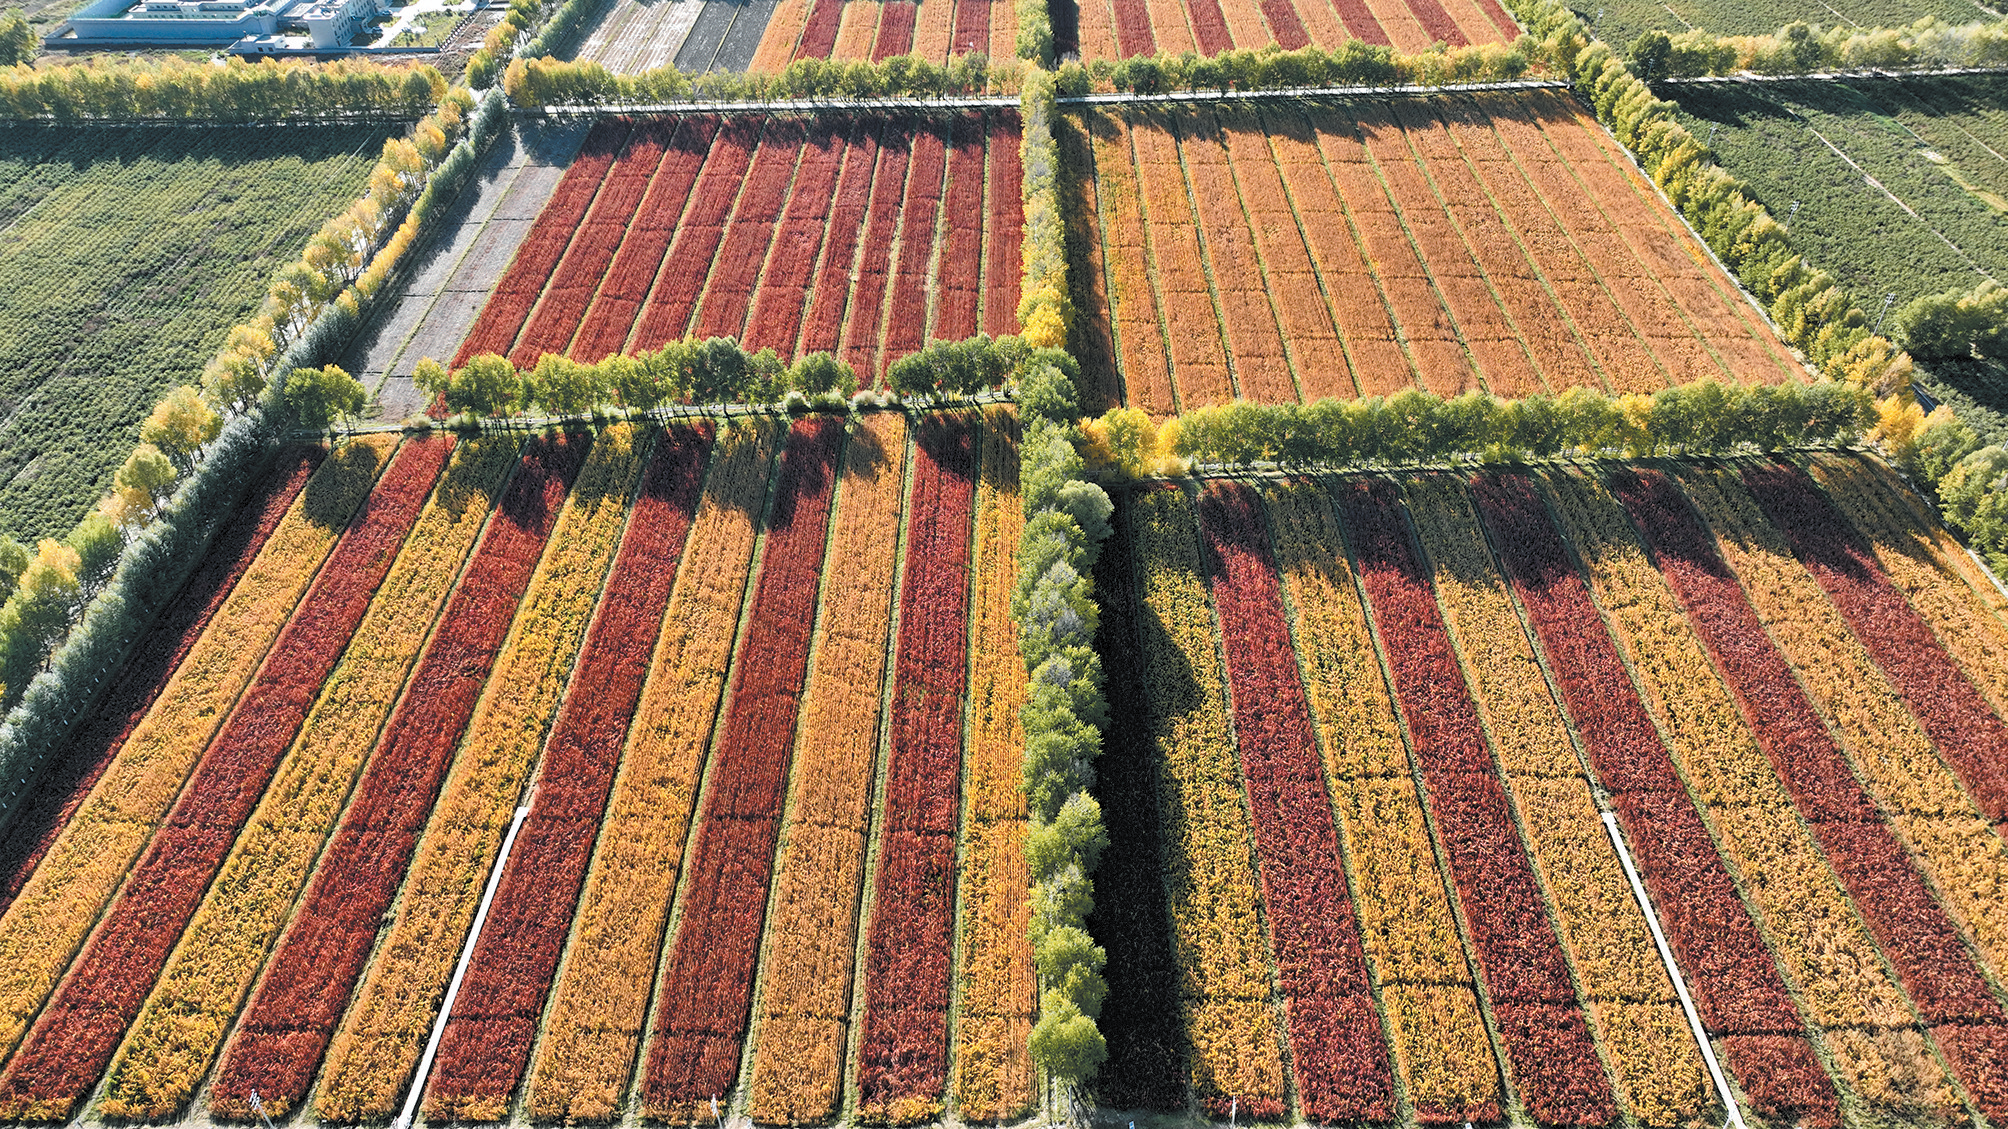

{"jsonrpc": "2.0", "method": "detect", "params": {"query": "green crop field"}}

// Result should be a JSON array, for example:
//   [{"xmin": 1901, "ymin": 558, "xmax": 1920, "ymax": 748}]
[
  {"xmin": 1672, "ymin": 75, "xmax": 2008, "ymax": 309},
  {"xmin": 1581, "ymin": 0, "xmax": 1993, "ymax": 56},
  {"xmin": 0, "ymin": 123, "xmax": 392, "ymax": 543}
]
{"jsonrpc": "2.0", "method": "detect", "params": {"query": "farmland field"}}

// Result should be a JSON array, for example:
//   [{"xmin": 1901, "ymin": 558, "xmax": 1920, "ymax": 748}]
[
  {"xmin": 567, "ymin": 0, "xmax": 784, "ymax": 71},
  {"xmin": 1671, "ymin": 75, "xmax": 2008, "ymax": 311},
  {"xmin": 1071, "ymin": 0, "xmax": 1517, "ymax": 60},
  {"xmin": 750, "ymin": 0, "xmax": 1020, "ymax": 69},
  {"xmin": 0, "ymin": 409, "xmax": 1031, "ymax": 1126},
  {"xmin": 1090, "ymin": 455, "xmax": 2008, "ymax": 1127},
  {"xmin": 1064, "ymin": 90, "xmax": 1800, "ymax": 417},
  {"xmin": 1583, "ymin": 0, "xmax": 1991, "ymax": 61},
  {"xmin": 0, "ymin": 122, "xmax": 393, "ymax": 542},
  {"xmin": 447, "ymin": 110, "xmax": 1023, "ymax": 384}
]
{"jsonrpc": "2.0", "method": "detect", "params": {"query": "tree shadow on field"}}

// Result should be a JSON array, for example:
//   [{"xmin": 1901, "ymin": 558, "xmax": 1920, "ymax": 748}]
[
  {"xmin": 304, "ymin": 439, "xmax": 388, "ymax": 530},
  {"xmin": 763, "ymin": 415, "xmax": 843, "ymax": 532},
  {"xmin": 432, "ymin": 434, "xmax": 510, "ymax": 521}
]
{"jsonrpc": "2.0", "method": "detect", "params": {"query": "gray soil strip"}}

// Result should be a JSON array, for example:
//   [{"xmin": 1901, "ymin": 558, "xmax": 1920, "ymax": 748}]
[
  {"xmin": 674, "ymin": 0, "xmax": 783, "ymax": 73},
  {"xmin": 339, "ymin": 119, "xmax": 592, "ymax": 420}
]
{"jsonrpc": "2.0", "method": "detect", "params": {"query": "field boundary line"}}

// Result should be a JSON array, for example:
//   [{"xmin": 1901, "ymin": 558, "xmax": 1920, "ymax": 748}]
[
  {"xmin": 1598, "ymin": 811, "xmax": 1749, "ymax": 1129},
  {"xmin": 1061, "ymin": 78, "xmax": 1571, "ymax": 103},
  {"xmin": 393, "ymin": 801, "xmax": 533, "ymax": 1129},
  {"xmin": 1654, "ymin": 65, "xmax": 2008, "ymax": 87}
]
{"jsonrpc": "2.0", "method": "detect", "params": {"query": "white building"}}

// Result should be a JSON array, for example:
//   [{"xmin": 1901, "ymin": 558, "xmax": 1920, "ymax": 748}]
[{"xmin": 64, "ymin": 0, "xmax": 381, "ymax": 48}]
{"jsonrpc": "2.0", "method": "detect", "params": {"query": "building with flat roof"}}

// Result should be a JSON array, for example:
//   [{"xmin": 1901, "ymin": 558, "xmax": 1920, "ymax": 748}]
[{"xmin": 63, "ymin": 0, "xmax": 380, "ymax": 48}]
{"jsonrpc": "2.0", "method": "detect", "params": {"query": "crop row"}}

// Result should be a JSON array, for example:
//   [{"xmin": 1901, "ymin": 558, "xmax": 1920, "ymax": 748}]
[
  {"xmin": 746, "ymin": 413, "xmax": 909, "ymax": 1124},
  {"xmin": 0, "ymin": 447, "xmax": 319, "ymax": 921},
  {"xmin": 1541, "ymin": 468, "xmax": 1968, "ymax": 1122},
  {"xmin": 315, "ymin": 425, "xmax": 648, "ymax": 1121},
  {"xmin": 1196, "ymin": 482, "xmax": 1394, "ymax": 1123},
  {"xmin": 208, "ymin": 433, "xmax": 587, "ymax": 1120},
  {"xmin": 527, "ymin": 423, "xmax": 781, "ymax": 1124},
  {"xmin": 1403, "ymin": 477, "xmax": 1705, "ymax": 1126},
  {"xmin": 857, "ymin": 415, "xmax": 980, "ymax": 1124},
  {"xmin": 423, "ymin": 424, "xmax": 716, "ymax": 1122},
  {"xmin": 1073, "ymin": 0, "xmax": 1516, "ymax": 59},
  {"xmin": 0, "ymin": 436, "xmax": 451, "ymax": 1121},
  {"xmin": 642, "ymin": 417, "xmax": 844, "ymax": 1122},
  {"xmin": 1259, "ymin": 482, "xmax": 1502, "ymax": 1124},
  {"xmin": 952, "ymin": 407, "xmax": 1036, "ymax": 1124},
  {"xmin": 454, "ymin": 112, "xmax": 1023, "ymax": 384},
  {"xmin": 99, "ymin": 436, "xmax": 521, "ymax": 1123},
  {"xmin": 1070, "ymin": 94, "xmax": 1799, "ymax": 415},
  {"xmin": 1616, "ymin": 467, "xmax": 2008, "ymax": 1121},
  {"xmin": 0, "ymin": 436, "xmax": 395, "ymax": 1077},
  {"xmin": 754, "ymin": 0, "xmax": 1018, "ymax": 67}
]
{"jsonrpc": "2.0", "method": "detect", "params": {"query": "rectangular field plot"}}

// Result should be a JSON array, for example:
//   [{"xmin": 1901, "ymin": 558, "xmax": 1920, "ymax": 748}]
[
  {"xmin": 1093, "ymin": 456, "xmax": 2008, "ymax": 1127},
  {"xmin": 0, "ymin": 409, "xmax": 1033, "ymax": 1128},
  {"xmin": 1071, "ymin": 0, "xmax": 1518, "ymax": 62},
  {"xmin": 1584, "ymin": 0, "xmax": 1989, "ymax": 62},
  {"xmin": 1064, "ymin": 90, "xmax": 1802, "ymax": 416},
  {"xmin": 752, "ymin": 0, "xmax": 1020, "ymax": 69},
  {"xmin": 568, "ymin": 0, "xmax": 784, "ymax": 72},
  {"xmin": 0, "ymin": 123, "xmax": 391, "ymax": 542},
  {"xmin": 448, "ymin": 110, "xmax": 1023, "ymax": 385}
]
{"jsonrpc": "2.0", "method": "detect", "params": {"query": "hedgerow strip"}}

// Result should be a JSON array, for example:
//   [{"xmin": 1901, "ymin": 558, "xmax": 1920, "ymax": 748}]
[
  {"xmin": 97, "ymin": 434, "xmax": 519, "ymax": 1123},
  {"xmin": 1262, "ymin": 482, "xmax": 1501, "ymax": 1125},
  {"xmin": 1336, "ymin": 478, "xmax": 1614, "ymax": 1126},
  {"xmin": 0, "ymin": 448, "xmax": 318, "ymax": 920},
  {"xmin": 745, "ymin": 412, "xmax": 908, "ymax": 1124},
  {"xmin": 314, "ymin": 424, "xmax": 648, "ymax": 1121},
  {"xmin": 0, "ymin": 435, "xmax": 393, "ymax": 1072},
  {"xmin": 1540, "ymin": 468, "xmax": 1939, "ymax": 1123},
  {"xmin": 1620, "ymin": 467, "xmax": 2008, "ymax": 1123},
  {"xmin": 422, "ymin": 423, "xmax": 717, "ymax": 1122},
  {"xmin": 1196, "ymin": 481, "xmax": 1394, "ymax": 1123},
  {"xmin": 524, "ymin": 421, "xmax": 781, "ymax": 1124},
  {"xmin": 1406, "ymin": 476, "xmax": 1705, "ymax": 1126},
  {"xmin": 1125, "ymin": 483, "xmax": 1286, "ymax": 1118},
  {"xmin": 1740, "ymin": 464, "xmax": 2008, "ymax": 827},
  {"xmin": 951, "ymin": 406, "xmax": 1035, "ymax": 1123},
  {"xmin": 208, "ymin": 432, "xmax": 584, "ymax": 1121},
  {"xmin": 640, "ymin": 416, "xmax": 844, "ymax": 1122},
  {"xmin": 1802, "ymin": 455, "xmax": 2008, "ymax": 728},
  {"xmin": 857, "ymin": 414, "xmax": 981, "ymax": 1125},
  {"xmin": 0, "ymin": 435, "xmax": 445, "ymax": 1120}
]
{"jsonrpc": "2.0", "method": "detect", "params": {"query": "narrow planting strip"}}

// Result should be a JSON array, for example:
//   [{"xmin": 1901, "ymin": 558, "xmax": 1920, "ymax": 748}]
[
  {"xmin": 455, "ymin": 122, "xmax": 632, "ymax": 367},
  {"xmin": 1614, "ymin": 468, "xmax": 2008, "ymax": 1123},
  {"xmin": 315, "ymin": 425, "xmax": 649, "ymax": 1121},
  {"xmin": 950, "ymin": 408, "xmax": 1035, "ymax": 1123},
  {"xmin": 99, "ymin": 436, "xmax": 521, "ymax": 1123},
  {"xmin": 640, "ymin": 417, "xmax": 845, "ymax": 1123},
  {"xmin": 796, "ymin": 0, "xmax": 845, "ymax": 56},
  {"xmin": 855, "ymin": 414, "xmax": 980, "ymax": 1125},
  {"xmin": 800, "ymin": 123, "xmax": 886, "ymax": 359},
  {"xmin": 1406, "ymin": 476, "xmax": 1706, "ymax": 1126},
  {"xmin": 525, "ymin": 422, "xmax": 782, "ymax": 1124},
  {"xmin": 510, "ymin": 121, "xmax": 675, "ymax": 367},
  {"xmin": 632, "ymin": 118, "xmax": 766, "ymax": 354},
  {"xmin": 1122, "ymin": 484, "xmax": 1287, "ymax": 1118},
  {"xmin": 840, "ymin": 131, "xmax": 916, "ymax": 381},
  {"xmin": 0, "ymin": 437, "xmax": 449, "ymax": 1120},
  {"xmin": 208, "ymin": 433, "xmax": 586, "ymax": 1120},
  {"xmin": 872, "ymin": 1, "xmax": 917, "ymax": 59},
  {"xmin": 982, "ymin": 113, "xmax": 1023, "ymax": 340},
  {"xmin": 875, "ymin": 126, "xmax": 950, "ymax": 380},
  {"xmin": 1196, "ymin": 481, "xmax": 1395, "ymax": 1123},
  {"xmin": 692, "ymin": 123, "xmax": 811, "ymax": 343},
  {"xmin": 745, "ymin": 121, "xmax": 857, "ymax": 359},
  {"xmin": 1261, "ymin": 482, "xmax": 1502, "ymax": 1125},
  {"xmin": 0, "ymin": 436, "xmax": 394, "ymax": 1075},
  {"xmin": 745, "ymin": 413, "xmax": 909, "ymax": 1125},
  {"xmin": 0, "ymin": 448, "xmax": 319, "ymax": 919},
  {"xmin": 572, "ymin": 116, "xmax": 723, "ymax": 365},
  {"xmin": 1335, "ymin": 478, "xmax": 1614, "ymax": 1126},
  {"xmin": 1469, "ymin": 474, "xmax": 1839, "ymax": 1123},
  {"xmin": 1741, "ymin": 464, "xmax": 2008, "ymax": 826},
  {"xmin": 933, "ymin": 114, "xmax": 987, "ymax": 344},
  {"xmin": 422, "ymin": 424, "xmax": 717, "ymax": 1122}
]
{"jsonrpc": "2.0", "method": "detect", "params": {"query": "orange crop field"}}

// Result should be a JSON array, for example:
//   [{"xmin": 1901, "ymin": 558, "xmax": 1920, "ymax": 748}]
[
  {"xmin": 1073, "ymin": 0, "xmax": 1520, "ymax": 58},
  {"xmin": 1065, "ymin": 91, "xmax": 1804, "ymax": 415}
]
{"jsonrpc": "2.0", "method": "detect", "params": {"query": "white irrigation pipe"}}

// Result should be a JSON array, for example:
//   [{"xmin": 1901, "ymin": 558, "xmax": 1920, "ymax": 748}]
[
  {"xmin": 1600, "ymin": 812, "xmax": 1748, "ymax": 1129},
  {"xmin": 393, "ymin": 802, "xmax": 533, "ymax": 1129}
]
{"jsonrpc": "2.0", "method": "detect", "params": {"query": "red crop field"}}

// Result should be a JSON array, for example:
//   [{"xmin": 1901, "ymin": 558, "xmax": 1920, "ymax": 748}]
[
  {"xmin": 452, "ymin": 111, "xmax": 1023, "ymax": 385},
  {"xmin": 1074, "ymin": 0, "xmax": 1517, "ymax": 61},
  {"xmin": 753, "ymin": 0, "xmax": 1020, "ymax": 68},
  {"xmin": 1065, "ymin": 91, "xmax": 1803, "ymax": 415},
  {"xmin": 0, "ymin": 410, "xmax": 1031, "ymax": 1128},
  {"xmin": 1092, "ymin": 455, "xmax": 2008, "ymax": 1126}
]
